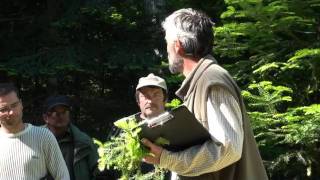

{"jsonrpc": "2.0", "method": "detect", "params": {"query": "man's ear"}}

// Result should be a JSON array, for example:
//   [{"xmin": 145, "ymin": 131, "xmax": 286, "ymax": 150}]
[
  {"xmin": 42, "ymin": 114, "xmax": 48, "ymax": 123},
  {"xmin": 174, "ymin": 40, "xmax": 185, "ymax": 56}
]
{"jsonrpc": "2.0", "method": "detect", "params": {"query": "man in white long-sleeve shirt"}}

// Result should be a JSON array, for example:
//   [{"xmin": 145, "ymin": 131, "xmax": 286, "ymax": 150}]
[
  {"xmin": 141, "ymin": 8, "xmax": 268, "ymax": 180},
  {"xmin": 0, "ymin": 83, "xmax": 70, "ymax": 180}
]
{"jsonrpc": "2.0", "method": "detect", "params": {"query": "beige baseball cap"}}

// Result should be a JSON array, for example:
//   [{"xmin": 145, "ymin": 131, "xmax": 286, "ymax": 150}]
[{"xmin": 136, "ymin": 73, "xmax": 167, "ymax": 92}]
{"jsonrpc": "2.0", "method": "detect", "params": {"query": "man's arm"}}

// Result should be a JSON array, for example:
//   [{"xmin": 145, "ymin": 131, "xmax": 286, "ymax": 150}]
[
  {"xmin": 143, "ymin": 86, "xmax": 244, "ymax": 176},
  {"xmin": 44, "ymin": 130, "xmax": 70, "ymax": 180}
]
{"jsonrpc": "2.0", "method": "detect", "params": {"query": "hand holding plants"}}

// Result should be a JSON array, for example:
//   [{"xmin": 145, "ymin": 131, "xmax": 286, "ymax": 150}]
[{"xmin": 141, "ymin": 138, "xmax": 163, "ymax": 165}]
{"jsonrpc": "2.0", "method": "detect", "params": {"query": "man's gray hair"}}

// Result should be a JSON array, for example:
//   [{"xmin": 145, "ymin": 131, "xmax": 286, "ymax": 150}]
[{"xmin": 162, "ymin": 8, "xmax": 215, "ymax": 59}]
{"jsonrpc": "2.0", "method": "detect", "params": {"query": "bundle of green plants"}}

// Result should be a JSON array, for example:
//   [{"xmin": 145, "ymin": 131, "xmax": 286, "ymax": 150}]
[{"xmin": 94, "ymin": 117, "xmax": 167, "ymax": 180}]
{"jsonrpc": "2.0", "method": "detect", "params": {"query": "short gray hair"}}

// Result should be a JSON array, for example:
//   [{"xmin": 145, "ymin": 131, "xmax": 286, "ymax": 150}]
[{"xmin": 162, "ymin": 8, "xmax": 215, "ymax": 59}]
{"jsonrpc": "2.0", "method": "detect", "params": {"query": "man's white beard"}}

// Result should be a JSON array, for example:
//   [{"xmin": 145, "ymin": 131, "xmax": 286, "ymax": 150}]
[{"xmin": 169, "ymin": 56, "xmax": 184, "ymax": 74}]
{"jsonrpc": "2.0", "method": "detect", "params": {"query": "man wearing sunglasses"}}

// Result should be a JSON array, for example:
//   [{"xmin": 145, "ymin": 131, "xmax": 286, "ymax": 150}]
[
  {"xmin": 43, "ymin": 95, "xmax": 99, "ymax": 180},
  {"xmin": 0, "ymin": 83, "xmax": 69, "ymax": 180}
]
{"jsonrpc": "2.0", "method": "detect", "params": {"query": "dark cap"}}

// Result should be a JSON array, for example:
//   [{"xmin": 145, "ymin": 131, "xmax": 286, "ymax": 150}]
[{"xmin": 43, "ymin": 95, "xmax": 70, "ymax": 113}]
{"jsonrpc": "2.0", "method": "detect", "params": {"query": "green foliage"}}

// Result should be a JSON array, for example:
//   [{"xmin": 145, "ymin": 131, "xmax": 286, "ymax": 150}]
[
  {"xmin": 250, "ymin": 48, "xmax": 320, "ymax": 104},
  {"xmin": 288, "ymin": 49, "xmax": 320, "ymax": 62},
  {"xmin": 242, "ymin": 81, "xmax": 292, "ymax": 112},
  {"xmin": 215, "ymin": 0, "xmax": 320, "ymax": 98},
  {"xmin": 94, "ymin": 117, "xmax": 146, "ymax": 176},
  {"xmin": 95, "ymin": 117, "xmax": 166, "ymax": 180},
  {"xmin": 281, "ymin": 104, "xmax": 320, "ymax": 145},
  {"xmin": 242, "ymin": 81, "xmax": 320, "ymax": 178},
  {"xmin": 249, "ymin": 103, "xmax": 320, "ymax": 179},
  {"xmin": 165, "ymin": 98, "xmax": 182, "ymax": 109},
  {"xmin": 0, "ymin": 0, "xmax": 174, "ymax": 137},
  {"xmin": 216, "ymin": 1, "xmax": 320, "ymax": 178}
]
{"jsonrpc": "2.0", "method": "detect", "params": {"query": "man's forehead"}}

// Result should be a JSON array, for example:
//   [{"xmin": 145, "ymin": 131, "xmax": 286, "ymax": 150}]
[{"xmin": 0, "ymin": 92, "xmax": 19, "ymax": 104}]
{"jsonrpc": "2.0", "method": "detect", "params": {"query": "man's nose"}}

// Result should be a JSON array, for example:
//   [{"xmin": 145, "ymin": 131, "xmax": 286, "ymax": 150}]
[
  {"xmin": 145, "ymin": 98, "xmax": 152, "ymax": 103},
  {"xmin": 8, "ymin": 109, "xmax": 14, "ymax": 115}
]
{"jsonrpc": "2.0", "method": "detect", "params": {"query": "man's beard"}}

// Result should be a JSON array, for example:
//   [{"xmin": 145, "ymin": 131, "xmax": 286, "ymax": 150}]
[{"xmin": 169, "ymin": 56, "xmax": 184, "ymax": 74}]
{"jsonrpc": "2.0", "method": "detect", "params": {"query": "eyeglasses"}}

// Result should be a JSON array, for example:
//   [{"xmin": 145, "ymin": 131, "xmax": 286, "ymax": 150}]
[{"xmin": 0, "ymin": 100, "xmax": 21, "ymax": 114}]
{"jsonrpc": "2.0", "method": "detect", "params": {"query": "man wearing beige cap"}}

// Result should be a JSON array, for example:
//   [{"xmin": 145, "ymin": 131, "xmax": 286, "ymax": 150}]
[
  {"xmin": 135, "ymin": 73, "xmax": 167, "ymax": 120},
  {"xmin": 108, "ymin": 73, "xmax": 169, "ymax": 178},
  {"xmin": 135, "ymin": 73, "xmax": 170, "ymax": 176},
  {"xmin": 108, "ymin": 73, "xmax": 168, "ymax": 134}
]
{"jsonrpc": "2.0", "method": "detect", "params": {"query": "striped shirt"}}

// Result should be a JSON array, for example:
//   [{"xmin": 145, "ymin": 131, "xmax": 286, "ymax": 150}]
[
  {"xmin": 0, "ymin": 123, "xmax": 70, "ymax": 180},
  {"xmin": 160, "ymin": 86, "xmax": 244, "ymax": 178}
]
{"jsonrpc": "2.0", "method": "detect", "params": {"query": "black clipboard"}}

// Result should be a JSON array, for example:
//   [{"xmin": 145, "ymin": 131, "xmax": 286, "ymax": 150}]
[{"xmin": 139, "ymin": 105, "xmax": 211, "ymax": 152}]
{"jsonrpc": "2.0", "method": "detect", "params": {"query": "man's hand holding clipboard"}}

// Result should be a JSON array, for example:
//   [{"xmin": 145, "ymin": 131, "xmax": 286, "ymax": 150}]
[{"xmin": 139, "ymin": 105, "xmax": 211, "ymax": 152}]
